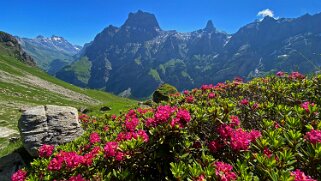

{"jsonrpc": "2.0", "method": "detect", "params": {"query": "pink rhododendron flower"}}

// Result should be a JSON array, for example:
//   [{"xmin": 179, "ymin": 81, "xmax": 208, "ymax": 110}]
[
  {"xmin": 289, "ymin": 72, "xmax": 305, "ymax": 80},
  {"xmin": 48, "ymin": 157, "xmax": 63, "ymax": 171},
  {"xmin": 39, "ymin": 144, "xmax": 54, "ymax": 158},
  {"xmin": 240, "ymin": 99, "xmax": 249, "ymax": 105},
  {"xmin": 11, "ymin": 169, "xmax": 27, "ymax": 181},
  {"xmin": 154, "ymin": 105, "xmax": 174, "ymax": 124},
  {"xmin": 186, "ymin": 95, "xmax": 195, "ymax": 103},
  {"xmin": 68, "ymin": 174, "xmax": 87, "ymax": 181},
  {"xmin": 291, "ymin": 169, "xmax": 316, "ymax": 181},
  {"xmin": 229, "ymin": 115, "xmax": 240, "ymax": 127},
  {"xmin": 125, "ymin": 117, "xmax": 139, "ymax": 131},
  {"xmin": 208, "ymin": 140, "xmax": 221, "ymax": 153},
  {"xmin": 104, "ymin": 142, "xmax": 118, "ymax": 157},
  {"xmin": 208, "ymin": 92, "xmax": 216, "ymax": 99},
  {"xmin": 195, "ymin": 174, "xmax": 206, "ymax": 181},
  {"xmin": 89, "ymin": 132, "xmax": 100, "ymax": 144},
  {"xmin": 230, "ymin": 128, "xmax": 252, "ymax": 151},
  {"xmin": 301, "ymin": 101, "xmax": 315, "ymax": 113},
  {"xmin": 176, "ymin": 109, "xmax": 191, "ymax": 123},
  {"xmin": 183, "ymin": 90, "xmax": 189, "ymax": 95},
  {"xmin": 145, "ymin": 118, "xmax": 156, "ymax": 127},
  {"xmin": 115, "ymin": 151, "xmax": 125, "ymax": 161},
  {"xmin": 276, "ymin": 71, "xmax": 285, "ymax": 77},
  {"xmin": 111, "ymin": 114, "xmax": 117, "ymax": 120},
  {"xmin": 214, "ymin": 161, "xmax": 237, "ymax": 181},
  {"xmin": 249, "ymin": 130, "xmax": 262, "ymax": 141},
  {"xmin": 137, "ymin": 130, "xmax": 149, "ymax": 142},
  {"xmin": 217, "ymin": 124, "xmax": 233, "ymax": 139},
  {"xmin": 263, "ymin": 147, "xmax": 273, "ymax": 158},
  {"xmin": 305, "ymin": 129, "xmax": 321, "ymax": 144}
]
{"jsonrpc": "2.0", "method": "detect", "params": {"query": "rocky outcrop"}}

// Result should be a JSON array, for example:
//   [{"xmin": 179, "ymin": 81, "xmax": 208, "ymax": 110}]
[
  {"xmin": 18, "ymin": 105, "xmax": 84, "ymax": 157},
  {"xmin": 0, "ymin": 31, "xmax": 35, "ymax": 66}
]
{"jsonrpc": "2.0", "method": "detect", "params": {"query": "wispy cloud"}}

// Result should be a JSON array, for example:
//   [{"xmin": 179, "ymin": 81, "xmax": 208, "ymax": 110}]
[{"xmin": 257, "ymin": 9, "xmax": 274, "ymax": 18}]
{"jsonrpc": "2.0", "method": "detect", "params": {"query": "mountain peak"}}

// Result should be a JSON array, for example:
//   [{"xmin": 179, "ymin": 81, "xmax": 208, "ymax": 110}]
[
  {"xmin": 123, "ymin": 10, "xmax": 160, "ymax": 30},
  {"xmin": 204, "ymin": 20, "xmax": 216, "ymax": 31},
  {"xmin": 51, "ymin": 35, "xmax": 64, "ymax": 41}
]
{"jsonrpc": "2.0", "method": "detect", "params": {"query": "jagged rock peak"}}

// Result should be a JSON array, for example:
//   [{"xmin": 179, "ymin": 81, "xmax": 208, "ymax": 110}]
[
  {"xmin": 204, "ymin": 20, "xmax": 216, "ymax": 31},
  {"xmin": 123, "ymin": 10, "xmax": 161, "ymax": 30}
]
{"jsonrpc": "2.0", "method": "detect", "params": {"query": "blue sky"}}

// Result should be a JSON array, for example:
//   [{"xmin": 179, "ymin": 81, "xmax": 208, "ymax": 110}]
[{"xmin": 1, "ymin": 0, "xmax": 321, "ymax": 46}]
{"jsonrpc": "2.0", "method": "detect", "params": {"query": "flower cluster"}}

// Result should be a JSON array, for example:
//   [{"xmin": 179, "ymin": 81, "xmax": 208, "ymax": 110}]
[
  {"xmin": 11, "ymin": 169, "xmax": 27, "ymax": 181},
  {"xmin": 289, "ymin": 72, "xmax": 305, "ymax": 80},
  {"xmin": 38, "ymin": 144, "xmax": 55, "ymax": 158},
  {"xmin": 291, "ymin": 169, "xmax": 316, "ymax": 181},
  {"xmin": 305, "ymin": 129, "xmax": 321, "ymax": 144},
  {"xmin": 48, "ymin": 146, "xmax": 101, "ymax": 171},
  {"xmin": 301, "ymin": 101, "xmax": 315, "ymax": 113},
  {"xmin": 89, "ymin": 132, "xmax": 100, "ymax": 144},
  {"xmin": 214, "ymin": 161, "xmax": 237, "ymax": 181},
  {"xmin": 216, "ymin": 117, "xmax": 261, "ymax": 151},
  {"xmin": 116, "ymin": 130, "xmax": 149, "ymax": 142},
  {"xmin": 68, "ymin": 174, "xmax": 87, "ymax": 181}
]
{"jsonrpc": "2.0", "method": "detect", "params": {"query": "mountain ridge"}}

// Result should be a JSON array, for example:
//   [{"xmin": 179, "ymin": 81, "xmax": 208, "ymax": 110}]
[
  {"xmin": 16, "ymin": 35, "xmax": 82, "ymax": 74},
  {"xmin": 57, "ymin": 10, "xmax": 321, "ymax": 98}
]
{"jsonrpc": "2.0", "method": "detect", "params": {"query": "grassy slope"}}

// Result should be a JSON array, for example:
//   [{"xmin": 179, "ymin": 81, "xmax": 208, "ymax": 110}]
[{"xmin": 0, "ymin": 43, "xmax": 137, "ymax": 157}]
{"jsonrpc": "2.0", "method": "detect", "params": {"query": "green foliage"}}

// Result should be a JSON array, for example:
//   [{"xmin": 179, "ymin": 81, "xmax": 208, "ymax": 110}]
[{"xmin": 17, "ymin": 73, "xmax": 321, "ymax": 180}]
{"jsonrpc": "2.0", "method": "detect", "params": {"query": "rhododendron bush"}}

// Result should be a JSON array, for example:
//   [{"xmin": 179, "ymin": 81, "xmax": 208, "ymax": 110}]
[{"xmin": 15, "ymin": 72, "xmax": 321, "ymax": 181}]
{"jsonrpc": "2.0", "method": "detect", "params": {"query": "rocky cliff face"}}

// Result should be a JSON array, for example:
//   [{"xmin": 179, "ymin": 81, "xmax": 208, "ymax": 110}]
[
  {"xmin": 0, "ymin": 32, "xmax": 35, "ymax": 66},
  {"xmin": 57, "ymin": 11, "xmax": 321, "ymax": 98}
]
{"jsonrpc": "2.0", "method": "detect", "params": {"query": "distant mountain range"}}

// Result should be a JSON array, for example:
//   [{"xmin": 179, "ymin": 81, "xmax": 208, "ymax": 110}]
[
  {"xmin": 16, "ymin": 35, "xmax": 81, "ymax": 74},
  {"xmin": 55, "ymin": 10, "xmax": 321, "ymax": 98}
]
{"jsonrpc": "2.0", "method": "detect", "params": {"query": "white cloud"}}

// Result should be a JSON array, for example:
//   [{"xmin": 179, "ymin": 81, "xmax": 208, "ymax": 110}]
[{"xmin": 257, "ymin": 9, "xmax": 274, "ymax": 18}]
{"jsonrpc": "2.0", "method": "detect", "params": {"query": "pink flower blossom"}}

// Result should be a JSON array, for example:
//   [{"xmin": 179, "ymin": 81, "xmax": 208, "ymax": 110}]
[
  {"xmin": 208, "ymin": 140, "xmax": 221, "ymax": 153},
  {"xmin": 183, "ymin": 90, "xmax": 189, "ymax": 95},
  {"xmin": 249, "ymin": 130, "xmax": 262, "ymax": 141},
  {"xmin": 229, "ymin": 116, "xmax": 240, "ymax": 127},
  {"xmin": 137, "ymin": 130, "xmax": 149, "ymax": 142},
  {"xmin": 195, "ymin": 174, "xmax": 206, "ymax": 181},
  {"xmin": 89, "ymin": 132, "xmax": 100, "ymax": 144},
  {"xmin": 289, "ymin": 72, "xmax": 305, "ymax": 80},
  {"xmin": 276, "ymin": 71, "xmax": 285, "ymax": 77},
  {"xmin": 186, "ymin": 95, "xmax": 195, "ymax": 103},
  {"xmin": 68, "ymin": 174, "xmax": 87, "ymax": 181},
  {"xmin": 111, "ymin": 114, "xmax": 117, "ymax": 120},
  {"xmin": 291, "ymin": 169, "xmax": 316, "ymax": 181},
  {"xmin": 38, "ymin": 144, "xmax": 54, "ymax": 158},
  {"xmin": 240, "ymin": 99, "xmax": 249, "ymax": 105},
  {"xmin": 301, "ymin": 102, "xmax": 315, "ymax": 113},
  {"xmin": 230, "ymin": 128, "xmax": 252, "ymax": 151},
  {"xmin": 11, "ymin": 169, "xmax": 27, "ymax": 181},
  {"xmin": 214, "ymin": 161, "xmax": 237, "ymax": 181},
  {"xmin": 115, "ymin": 151, "xmax": 125, "ymax": 161},
  {"xmin": 305, "ymin": 129, "xmax": 321, "ymax": 144},
  {"xmin": 104, "ymin": 142, "xmax": 118, "ymax": 157},
  {"xmin": 217, "ymin": 124, "xmax": 233, "ymax": 139},
  {"xmin": 154, "ymin": 105, "xmax": 174, "ymax": 124},
  {"xmin": 208, "ymin": 92, "xmax": 216, "ymax": 99},
  {"xmin": 263, "ymin": 147, "xmax": 273, "ymax": 158},
  {"xmin": 48, "ymin": 157, "xmax": 63, "ymax": 171},
  {"xmin": 125, "ymin": 117, "xmax": 139, "ymax": 131}
]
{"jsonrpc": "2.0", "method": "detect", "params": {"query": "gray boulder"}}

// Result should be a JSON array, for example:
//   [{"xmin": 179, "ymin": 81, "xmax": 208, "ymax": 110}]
[{"xmin": 18, "ymin": 105, "xmax": 84, "ymax": 157}]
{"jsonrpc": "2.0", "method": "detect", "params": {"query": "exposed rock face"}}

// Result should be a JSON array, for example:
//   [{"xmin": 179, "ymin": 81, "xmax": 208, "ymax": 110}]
[
  {"xmin": 0, "ymin": 31, "xmax": 35, "ymax": 66},
  {"xmin": 18, "ymin": 105, "xmax": 84, "ymax": 157}
]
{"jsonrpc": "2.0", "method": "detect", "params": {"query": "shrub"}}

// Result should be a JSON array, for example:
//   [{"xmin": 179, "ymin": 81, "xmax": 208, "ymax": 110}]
[{"xmin": 16, "ymin": 72, "xmax": 321, "ymax": 180}]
